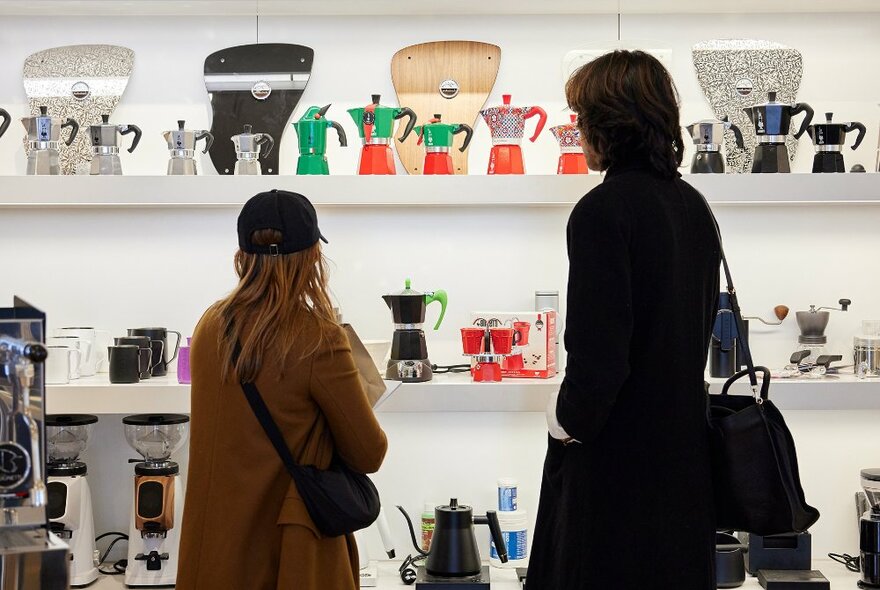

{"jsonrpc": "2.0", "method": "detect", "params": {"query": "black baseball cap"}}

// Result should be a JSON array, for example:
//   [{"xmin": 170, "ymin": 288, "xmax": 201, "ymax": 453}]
[{"xmin": 238, "ymin": 190, "xmax": 328, "ymax": 256}]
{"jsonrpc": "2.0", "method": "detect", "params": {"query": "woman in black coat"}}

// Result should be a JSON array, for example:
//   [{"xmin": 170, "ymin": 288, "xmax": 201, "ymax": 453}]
[{"xmin": 529, "ymin": 51, "xmax": 722, "ymax": 589}]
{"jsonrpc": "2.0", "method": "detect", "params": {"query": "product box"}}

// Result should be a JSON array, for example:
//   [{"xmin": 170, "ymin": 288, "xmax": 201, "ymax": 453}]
[{"xmin": 470, "ymin": 310, "xmax": 557, "ymax": 378}]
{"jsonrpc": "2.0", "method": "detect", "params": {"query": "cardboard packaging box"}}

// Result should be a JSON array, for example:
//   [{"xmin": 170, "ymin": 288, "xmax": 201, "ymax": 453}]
[{"xmin": 470, "ymin": 310, "xmax": 557, "ymax": 378}]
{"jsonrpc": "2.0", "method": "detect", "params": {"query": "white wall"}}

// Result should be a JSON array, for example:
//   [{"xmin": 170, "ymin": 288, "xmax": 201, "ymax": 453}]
[{"xmin": 1, "ymin": 10, "xmax": 879, "ymax": 565}]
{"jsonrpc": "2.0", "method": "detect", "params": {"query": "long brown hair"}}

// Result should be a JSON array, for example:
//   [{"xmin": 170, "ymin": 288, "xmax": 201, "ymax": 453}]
[
  {"xmin": 565, "ymin": 50, "xmax": 683, "ymax": 178},
  {"xmin": 209, "ymin": 228, "xmax": 337, "ymax": 383}
]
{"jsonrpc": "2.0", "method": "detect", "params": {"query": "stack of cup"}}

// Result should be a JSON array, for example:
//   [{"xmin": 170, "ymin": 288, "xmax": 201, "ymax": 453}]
[
  {"xmin": 490, "ymin": 478, "xmax": 528, "ymax": 568},
  {"xmin": 177, "ymin": 337, "xmax": 192, "ymax": 385}
]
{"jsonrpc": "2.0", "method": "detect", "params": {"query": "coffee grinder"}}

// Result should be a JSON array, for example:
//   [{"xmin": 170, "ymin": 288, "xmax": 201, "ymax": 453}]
[
  {"xmin": 162, "ymin": 120, "xmax": 214, "ymax": 176},
  {"xmin": 88, "ymin": 114, "xmax": 141, "ymax": 175},
  {"xmin": 807, "ymin": 112, "xmax": 867, "ymax": 173},
  {"xmin": 46, "ymin": 414, "xmax": 99, "ymax": 587},
  {"xmin": 382, "ymin": 280, "xmax": 447, "ymax": 383},
  {"xmin": 231, "ymin": 124, "xmax": 274, "ymax": 175},
  {"xmin": 412, "ymin": 114, "xmax": 473, "ymax": 175},
  {"xmin": 859, "ymin": 468, "xmax": 880, "ymax": 588},
  {"xmin": 292, "ymin": 104, "xmax": 347, "ymax": 175},
  {"xmin": 685, "ymin": 116, "xmax": 745, "ymax": 173},
  {"xmin": 792, "ymin": 299, "xmax": 851, "ymax": 366},
  {"xmin": 123, "ymin": 414, "xmax": 189, "ymax": 587},
  {"xmin": 743, "ymin": 92, "xmax": 813, "ymax": 173},
  {"xmin": 21, "ymin": 106, "xmax": 79, "ymax": 175},
  {"xmin": 348, "ymin": 94, "xmax": 417, "ymax": 175},
  {"xmin": 549, "ymin": 114, "xmax": 587, "ymax": 175}
]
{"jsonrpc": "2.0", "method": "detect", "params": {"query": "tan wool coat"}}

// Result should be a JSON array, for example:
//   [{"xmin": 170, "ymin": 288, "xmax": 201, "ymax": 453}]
[{"xmin": 176, "ymin": 311, "xmax": 388, "ymax": 590}]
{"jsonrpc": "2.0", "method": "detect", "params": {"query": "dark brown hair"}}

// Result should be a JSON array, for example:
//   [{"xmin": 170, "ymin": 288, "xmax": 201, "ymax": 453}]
[{"xmin": 565, "ymin": 50, "xmax": 683, "ymax": 178}]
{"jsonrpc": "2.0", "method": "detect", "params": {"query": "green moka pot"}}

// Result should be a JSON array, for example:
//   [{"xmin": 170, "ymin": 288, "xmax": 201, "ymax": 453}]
[
  {"xmin": 347, "ymin": 94, "xmax": 417, "ymax": 142},
  {"xmin": 414, "ymin": 115, "xmax": 474, "ymax": 150},
  {"xmin": 293, "ymin": 104, "xmax": 347, "ymax": 175}
]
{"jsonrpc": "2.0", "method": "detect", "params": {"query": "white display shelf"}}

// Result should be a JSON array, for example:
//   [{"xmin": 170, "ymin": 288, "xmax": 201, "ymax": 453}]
[
  {"xmin": 0, "ymin": 0, "xmax": 876, "ymax": 16},
  {"xmin": 46, "ymin": 374, "xmax": 190, "ymax": 415},
  {"xmin": 1, "ymin": 173, "xmax": 878, "ymax": 209},
  {"xmin": 707, "ymin": 373, "xmax": 880, "ymax": 411}
]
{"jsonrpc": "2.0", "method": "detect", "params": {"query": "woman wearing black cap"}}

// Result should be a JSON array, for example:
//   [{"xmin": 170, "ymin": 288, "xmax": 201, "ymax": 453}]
[
  {"xmin": 528, "ymin": 51, "xmax": 722, "ymax": 588},
  {"xmin": 178, "ymin": 190, "xmax": 387, "ymax": 590}
]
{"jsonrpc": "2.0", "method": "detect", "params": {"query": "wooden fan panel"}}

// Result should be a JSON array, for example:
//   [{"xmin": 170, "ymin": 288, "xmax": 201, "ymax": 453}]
[{"xmin": 392, "ymin": 41, "xmax": 501, "ymax": 175}]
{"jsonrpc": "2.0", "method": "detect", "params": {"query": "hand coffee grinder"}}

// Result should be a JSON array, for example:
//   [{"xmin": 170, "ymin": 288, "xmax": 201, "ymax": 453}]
[
  {"xmin": 89, "ymin": 114, "xmax": 141, "ymax": 175},
  {"xmin": 382, "ymin": 280, "xmax": 447, "ymax": 383},
  {"xmin": 479, "ymin": 94, "xmax": 547, "ymax": 174},
  {"xmin": 162, "ymin": 120, "xmax": 214, "ymax": 175},
  {"xmin": 231, "ymin": 124, "xmax": 274, "ymax": 175},
  {"xmin": 859, "ymin": 469, "xmax": 880, "ymax": 588},
  {"xmin": 348, "ymin": 94, "xmax": 417, "ymax": 175},
  {"xmin": 46, "ymin": 414, "xmax": 99, "ymax": 587},
  {"xmin": 549, "ymin": 114, "xmax": 588, "ymax": 174},
  {"xmin": 21, "ymin": 106, "xmax": 79, "ymax": 175},
  {"xmin": 123, "ymin": 414, "xmax": 190, "ymax": 587},
  {"xmin": 292, "ymin": 104, "xmax": 348, "ymax": 175},
  {"xmin": 807, "ymin": 112, "xmax": 867, "ymax": 173},
  {"xmin": 685, "ymin": 116, "xmax": 745, "ymax": 173},
  {"xmin": 792, "ymin": 299, "xmax": 851, "ymax": 366},
  {"xmin": 413, "ymin": 114, "xmax": 473, "ymax": 175},
  {"xmin": 743, "ymin": 91, "xmax": 813, "ymax": 173}
]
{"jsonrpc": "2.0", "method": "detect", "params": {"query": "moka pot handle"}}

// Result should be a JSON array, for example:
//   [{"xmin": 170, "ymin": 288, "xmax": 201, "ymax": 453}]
[
  {"xmin": 196, "ymin": 130, "xmax": 214, "ymax": 154},
  {"xmin": 845, "ymin": 121, "xmax": 867, "ymax": 150},
  {"xmin": 62, "ymin": 118, "xmax": 79, "ymax": 146},
  {"xmin": 329, "ymin": 120, "xmax": 347, "ymax": 147},
  {"xmin": 0, "ymin": 108, "xmax": 10, "ymax": 139},
  {"xmin": 453, "ymin": 123, "xmax": 474, "ymax": 152},
  {"xmin": 257, "ymin": 133, "xmax": 275, "ymax": 158},
  {"xmin": 395, "ymin": 107, "xmax": 417, "ymax": 142},
  {"xmin": 791, "ymin": 103, "xmax": 814, "ymax": 139},
  {"xmin": 728, "ymin": 123, "xmax": 745, "ymax": 149},
  {"xmin": 120, "ymin": 124, "xmax": 142, "ymax": 153},
  {"xmin": 525, "ymin": 106, "xmax": 548, "ymax": 142}
]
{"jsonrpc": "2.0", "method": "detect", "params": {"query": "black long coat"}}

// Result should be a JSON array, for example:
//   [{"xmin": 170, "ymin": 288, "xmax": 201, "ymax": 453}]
[{"xmin": 528, "ymin": 163, "xmax": 721, "ymax": 589}]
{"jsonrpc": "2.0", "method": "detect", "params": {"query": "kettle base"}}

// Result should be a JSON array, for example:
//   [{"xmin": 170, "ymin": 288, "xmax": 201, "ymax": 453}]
[{"xmin": 416, "ymin": 565, "xmax": 490, "ymax": 589}]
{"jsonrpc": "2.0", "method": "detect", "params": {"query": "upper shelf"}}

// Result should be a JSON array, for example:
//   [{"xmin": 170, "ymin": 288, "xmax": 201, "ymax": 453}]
[
  {"xmin": 1, "ymin": 0, "xmax": 877, "ymax": 15},
  {"xmin": 0, "ymin": 174, "xmax": 878, "ymax": 209}
]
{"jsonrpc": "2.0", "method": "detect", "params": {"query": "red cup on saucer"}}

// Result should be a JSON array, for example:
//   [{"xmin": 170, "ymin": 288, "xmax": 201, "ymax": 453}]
[
  {"xmin": 513, "ymin": 321, "xmax": 530, "ymax": 346},
  {"xmin": 461, "ymin": 327, "xmax": 485, "ymax": 355},
  {"xmin": 490, "ymin": 327, "xmax": 515, "ymax": 354}
]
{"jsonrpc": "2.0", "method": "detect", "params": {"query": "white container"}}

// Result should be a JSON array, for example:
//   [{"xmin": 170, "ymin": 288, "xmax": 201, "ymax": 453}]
[
  {"xmin": 489, "ymin": 509, "xmax": 528, "ymax": 569},
  {"xmin": 497, "ymin": 477, "xmax": 518, "ymax": 511}
]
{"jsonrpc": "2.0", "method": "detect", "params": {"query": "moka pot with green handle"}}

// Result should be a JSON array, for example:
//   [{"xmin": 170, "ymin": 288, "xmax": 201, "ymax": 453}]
[
  {"xmin": 382, "ymin": 279, "xmax": 448, "ymax": 382},
  {"xmin": 293, "ymin": 104, "xmax": 347, "ymax": 175},
  {"xmin": 347, "ymin": 94, "xmax": 416, "ymax": 175}
]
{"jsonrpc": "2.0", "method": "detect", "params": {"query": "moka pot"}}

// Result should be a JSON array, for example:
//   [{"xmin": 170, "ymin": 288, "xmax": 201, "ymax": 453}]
[
  {"xmin": 413, "ymin": 114, "xmax": 473, "ymax": 175},
  {"xmin": 347, "ymin": 94, "xmax": 416, "ymax": 175},
  {"xmin": 21, "ymin": 106, "xmax": 79, "ymax": 175},
  {"xmin": 686, "ymin": 116, "xmax": 745, "ymax": 174},
  {"xmin": 550, "ymin": 114, "xmax": 588, "ymax": 175},
  {"xmin": 89, "ymin": 114, "xmax": 141, "ymax": 176},
  {"xmin": 743, "ymin": 91, "xmax": 813, "ymax": 173},
  {"xmin": 231, "ymin": 125, "xmax": 274, "ymax": 175},
  {"xmin": 480, "ymin": 94, "xmax": 547, "ymax": 175},
  {"xmin": 807, "ymin": 112, "xmax": 867, "ymax": 173},
  {"xmin": 163, "ymin": 120, "xmax": 213, "ymax": 176},
  {"xmin": 293, "ymin": 105, "xmax": 347, "ymax": 175}
]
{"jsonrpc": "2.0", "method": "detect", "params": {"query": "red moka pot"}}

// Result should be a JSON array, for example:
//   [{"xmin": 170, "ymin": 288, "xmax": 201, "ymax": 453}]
[
  {"xmin": 480, "ymin": 94, "xmax": 547, "ymax": 175},
  {"xmin": 550, "ymin": 114, "xmax": 588, "ymax": 175}
]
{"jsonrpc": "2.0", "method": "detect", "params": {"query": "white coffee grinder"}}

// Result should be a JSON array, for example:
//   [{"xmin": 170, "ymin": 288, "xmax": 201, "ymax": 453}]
[
  {"xmin": 123, "ymin": 414, "xmax": 189, "ymax": 587},
  {"xmin": 46, "ymin": 414, "xmax": 99, "ymax": 587}
]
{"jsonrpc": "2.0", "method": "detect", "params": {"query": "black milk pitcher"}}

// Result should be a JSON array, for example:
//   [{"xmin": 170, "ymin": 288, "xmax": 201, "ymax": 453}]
[{"xmin": 127, "ymin": 327, "xmax": 181, "ymax": 377}]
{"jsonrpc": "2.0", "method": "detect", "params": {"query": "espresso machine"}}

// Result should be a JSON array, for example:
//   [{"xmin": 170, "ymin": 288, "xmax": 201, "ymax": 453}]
[
  {"xmin": 743, "ymin": 92, "xmax": 813, "ymax": 173},
  {"xmin": 348, "ymin": 94, "xmax": 417, "ymax": 175},
  {"xmin": 231, "ymin": 124, "xmax": 274, "ymax": 175},
  {"xmin": 382, "ymin": 280, "xmax": 447, "ymax": 383},
  {"xmin": 685, "ymin": 116, "xmax": 745, "ymax": 173},
  {"xmin": 46, "ymin": 414, "xmax": 99, "ymax": 587},
  {"xmin": 806, "ymin": 112, "xmax": 867, "ymax": 173},
  {"xmin": 293, "ymin": 105, "xmax": 347, "ymax": 175},
  {"xmin": 0, "ymin": 108, "xmax": 10, "ymax": 140},
  {"xmin": 0, "ymin": 300, "xmax": 70, "ymax": 588},
  {"xmin": 860, "ymin": 469, "xmax": 880, "ymax": 588},
  {"xmin": 162, "ymin": 120, "xmax": 214, "ymax": 175},
  {"xmin": 21, "ymin": 106, "xmax": 79, "ymax": 175},
  {"xmin": 412, "ymin": 114, "xmax": 473, "ymax": 175},
  {"xmin": 89, "ymin": 114, "xmax": 141, "ymax": 175},
  {"xmin": 480, "ymin": 94, "xmax": 547, "ymax": 175},
  {"xmin": 398, "ymin": 499, "xmax": 507, "ymax": 589},
  {"xmin": 123, "ymin": 413, "xmax": 189, "ymax": 587}
]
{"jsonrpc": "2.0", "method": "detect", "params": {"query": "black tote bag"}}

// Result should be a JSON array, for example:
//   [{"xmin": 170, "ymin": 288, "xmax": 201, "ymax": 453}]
[{"xmin": 698, "ymin": 191, "xmax": 820, "ymax": 536}]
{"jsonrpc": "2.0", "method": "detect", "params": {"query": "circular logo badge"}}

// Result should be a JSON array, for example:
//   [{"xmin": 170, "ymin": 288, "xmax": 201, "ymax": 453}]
[
  {"xmin": 439, "ymin": 79, "xmax": 460, "ymax": 99},
  {"xmin": 363, "ymin": 112, "xmax": 375, "ymax": 126},
  {"xmin": 71, "ymin": 81, "xmax": 91, "ymax": 100},
  {"xmin": 251, "ymin": 81, "xmax": 272, "ymax": 101},
  {"xmin": 0, "ymin": 442, "xmax": 31, "ymax": 491},
  {"xmin": 734, "ymin": 78, "xmax": 754, "ymax": 97}
]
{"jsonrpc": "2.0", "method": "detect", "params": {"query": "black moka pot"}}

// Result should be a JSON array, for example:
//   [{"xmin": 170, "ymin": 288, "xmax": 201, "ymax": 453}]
[
  {"xmin": 743, "ymin": 91, "xmax": 814, "ymax": 173},
  {"xmin": 807, "ymin": 112, "xmax": 867, "ymax": 173},
  {"xmin": 381, "ymin": 280, "xmax": 447, "ymax": 383}
]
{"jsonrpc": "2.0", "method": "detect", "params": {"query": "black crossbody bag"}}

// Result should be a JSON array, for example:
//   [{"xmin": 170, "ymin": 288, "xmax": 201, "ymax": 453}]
[
  {"xmin": 232, "ymin": 341, "xmax": 380, "ymax": 537},
  {"xmin": 697, "ymin": 190, "xmax": 820, "ymax": 535}
]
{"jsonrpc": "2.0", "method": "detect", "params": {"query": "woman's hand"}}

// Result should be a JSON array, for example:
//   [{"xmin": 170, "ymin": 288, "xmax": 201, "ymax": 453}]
[{"xmin": 546, "ymin": 388, "xmax": 580, "ymax": 445}]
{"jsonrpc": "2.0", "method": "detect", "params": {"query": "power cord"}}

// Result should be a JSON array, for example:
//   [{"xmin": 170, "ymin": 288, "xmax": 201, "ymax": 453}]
[
  {"xmin": 828, "ymin": 552, "xmax": 861, "ymax": 572},
  {"xmin": 96, "ymin": 531, "xmax": 129, "ymax": 575},
  {"xmin": 431, "ymin": 363, "xmax": 471, "ymax": 374}
]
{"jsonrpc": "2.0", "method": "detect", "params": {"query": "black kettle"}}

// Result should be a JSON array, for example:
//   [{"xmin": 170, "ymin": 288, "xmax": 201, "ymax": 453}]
[{"xmin": 398, "ymin": 498, "xmax": 508, "ymax": 577}]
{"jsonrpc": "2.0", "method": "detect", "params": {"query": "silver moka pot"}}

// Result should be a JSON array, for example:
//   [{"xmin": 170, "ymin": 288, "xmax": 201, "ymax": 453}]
[
  {"xmin": 21, "ymin": 106, "xmax": 79, "ymax": 175},
  {"xmin": 89, "ymin": 114, "xmax": 141, "ymax": 175},
  {"xmin": 231, "ymin": 124, "xmax": 274, "ymax": 175},
  {"xmin": 163, "ymin": 120, "xmax": 214, "ymax": 175},
  {"xmin": 686, "ymin": 116, "xmax": 745, "ymax": 174}
]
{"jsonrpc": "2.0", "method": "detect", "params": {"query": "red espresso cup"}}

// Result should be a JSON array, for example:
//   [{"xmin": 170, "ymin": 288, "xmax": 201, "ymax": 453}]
[
  {"xmin": 513, "ymin": 321, "xmax": 531, "ymax": 346},
  {"xmin": 490, "ymin": 328, "xmax": 515, "ymax": 354},
  {"xmin": 461, "ymin": 328, "xmax": 486, "ymax": 355}
]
